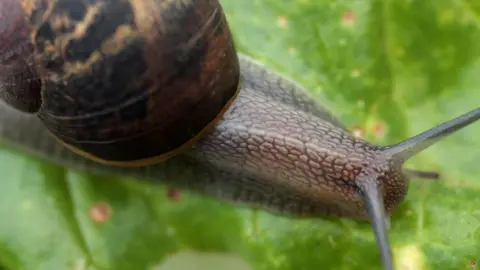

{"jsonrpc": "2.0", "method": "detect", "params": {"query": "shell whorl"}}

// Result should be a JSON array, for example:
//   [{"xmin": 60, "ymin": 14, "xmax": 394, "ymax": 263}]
[
  {"xmin": 0, "ymin": 0, "xmax": 241, "ymax": 166},
  {"xmin": 0, "ymin": 0, "xmax": 42, "ymax": 113}
]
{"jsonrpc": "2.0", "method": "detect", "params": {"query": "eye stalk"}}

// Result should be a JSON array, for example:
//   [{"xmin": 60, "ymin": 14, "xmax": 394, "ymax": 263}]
[{"xmin": 354, "ymin": 107, "xmax": 480, "ymax": 270}]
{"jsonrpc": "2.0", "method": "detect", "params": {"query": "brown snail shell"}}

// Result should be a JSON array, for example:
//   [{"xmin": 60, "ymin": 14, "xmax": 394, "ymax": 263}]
[{"xmin": 0, "ymin": 0, "xmax": 240, "ymax": 166}]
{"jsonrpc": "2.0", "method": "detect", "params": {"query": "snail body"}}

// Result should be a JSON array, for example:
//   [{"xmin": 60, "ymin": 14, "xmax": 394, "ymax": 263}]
[{"xmin": 0, "ymin": 1, "xmax": 479, "ymax": 270}]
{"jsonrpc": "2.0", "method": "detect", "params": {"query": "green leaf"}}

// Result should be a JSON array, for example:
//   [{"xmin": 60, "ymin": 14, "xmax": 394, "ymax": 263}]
[{"xmin": 1, "ymin": 0, "xmax": 479, "ymax": 269}]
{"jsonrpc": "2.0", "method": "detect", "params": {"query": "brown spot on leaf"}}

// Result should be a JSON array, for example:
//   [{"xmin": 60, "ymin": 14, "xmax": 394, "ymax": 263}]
[
  {"xmin": 470, "ymin": 260, "xmax": 477, "ymax": 268},
  {"xmin": 89, "ymin": 201, "xmax": 112, "ymax": 224},
  {"xmin": 277, "ymin": 16, "xmax": 288, "ymax": 28},
  {"xmin": 371, "ymin": 120, "xmax": 386, "ymax": 139},
  {"xmin": 341, "ymin": 10, "xmax": 355, "ymax": 26},
  {"xmin": 167, "ymin": 187, "xmax": 181, "ymax": 201}
]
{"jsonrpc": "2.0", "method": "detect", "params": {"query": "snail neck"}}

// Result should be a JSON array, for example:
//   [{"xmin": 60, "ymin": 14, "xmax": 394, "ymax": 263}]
[{"xmin": 189, "ymin": 86, "xmax": 406, "ymax": 219}]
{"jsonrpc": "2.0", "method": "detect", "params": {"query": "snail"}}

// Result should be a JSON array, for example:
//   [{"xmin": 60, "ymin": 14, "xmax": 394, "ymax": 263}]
[{"xmin": 0, "ymin": 0, "xmax": 478, "ymax": 269}]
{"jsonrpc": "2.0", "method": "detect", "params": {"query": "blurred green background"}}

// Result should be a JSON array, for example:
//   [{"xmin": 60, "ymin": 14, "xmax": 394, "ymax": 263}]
[{"xmin": 0, "ymin": 0, "xmax": 479, "ymax": 269}]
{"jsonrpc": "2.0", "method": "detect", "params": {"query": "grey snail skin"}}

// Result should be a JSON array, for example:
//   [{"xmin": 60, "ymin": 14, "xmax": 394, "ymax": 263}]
[{"xmin": 0, "ymin": 0, "xmax": 479, "ymax": 269}]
